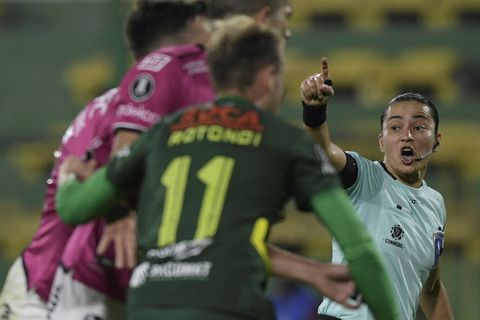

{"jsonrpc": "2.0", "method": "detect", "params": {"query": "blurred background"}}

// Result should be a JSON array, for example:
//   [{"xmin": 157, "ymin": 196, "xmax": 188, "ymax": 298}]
[{"xmin": 0, "ymin": 0, "xmax": 479, "ymax": 319}]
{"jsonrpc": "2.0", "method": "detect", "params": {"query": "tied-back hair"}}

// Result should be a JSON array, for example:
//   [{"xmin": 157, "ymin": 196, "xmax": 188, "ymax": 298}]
[
  {"xmin": 207, "ymin": 15, "xmax": 282, "ymax": 91},
  {"xmin": 380, "ymin": 92, "xmax": 440, "ymax": 133},
  {"xmin": 125, "ymin": 0, "xmax": 207, "ymax": 59}
]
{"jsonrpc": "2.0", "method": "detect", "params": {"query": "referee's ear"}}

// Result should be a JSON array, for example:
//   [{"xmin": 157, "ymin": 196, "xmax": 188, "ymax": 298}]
[
  {"xmin": 433, "ymin": 131, "xmax": 442, "ymax": 152},
  {"xmin": 378, "ymin": 132, "xmax": 385, "ymax": 153}
]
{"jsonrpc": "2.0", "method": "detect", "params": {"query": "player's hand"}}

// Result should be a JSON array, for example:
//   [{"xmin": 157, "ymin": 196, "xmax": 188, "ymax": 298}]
[
  {"xmin": 58, "ymin": 156, "xmax": 96, "ymax": 186},
  {"xmin": 96, "ymin": 211, "xmax": 137, "ymax": 269},
  {"xmin": 311, "ymin": 264, "xmax": 362, "ymax": 309},
  {"xmin": 300, "ymin": 57, "xmax": 334, "ymax": 106}
]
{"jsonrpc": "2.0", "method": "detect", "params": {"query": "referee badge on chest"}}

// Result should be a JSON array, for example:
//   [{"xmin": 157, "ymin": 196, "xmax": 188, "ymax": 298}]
[{"xmin": 433, "ymin": 228, "xmax": 445, "ymax": 268}]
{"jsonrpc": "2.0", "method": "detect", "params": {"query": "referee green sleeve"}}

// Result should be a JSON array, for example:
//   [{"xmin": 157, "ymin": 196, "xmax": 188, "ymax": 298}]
[
  {"xmin": 311, "ymin": 188, "xmax": 400, "ymax": 320},
  {"xmin": 56, "ymin": 167, "xmax": 122, "ymax": 225}
]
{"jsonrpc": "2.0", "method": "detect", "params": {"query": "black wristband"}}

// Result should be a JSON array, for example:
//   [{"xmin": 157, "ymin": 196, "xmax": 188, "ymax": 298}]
[{"xmin": 302, "ymin": 101, "xmax": 327, "ymax": 128}]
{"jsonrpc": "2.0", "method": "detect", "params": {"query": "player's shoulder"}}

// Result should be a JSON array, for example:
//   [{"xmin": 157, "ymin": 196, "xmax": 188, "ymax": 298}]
[
  {"xmin": 79, "ymin": 87, "xmax": 120, "ymax": 118},
  {"xmin": 149, "ymin": 103, "xmax": 197, "ymax": 131},
  {"xmin": 90, "ymin": 87, "xmax": 120, "ymax": 106},
  {"xmin": 158, "ymin": 43, "xmax": 205, "ymax": 60},
  {"xmin": 259, "ymin": 111, "xmax": 316, "ymax": 150},
  {"xmin": 135, "ymin": 51, "xmax": 176, "ymax": 74},
  {"xmin": 258, "ymin": 108, "xmax": 297, "ymax": 130},
  {"xmin": 135, "ymin": 44, "xmax": 204, "ymax": 72}
]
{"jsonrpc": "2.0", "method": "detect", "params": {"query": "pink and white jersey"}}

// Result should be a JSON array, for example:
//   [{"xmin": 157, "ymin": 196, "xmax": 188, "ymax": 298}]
[
  {"xmin": 59, "ymin": 44, "xmax": 214, "ymax": 300},
  {"xmin": 113, "ymin": 44, "xmax": 213, "ymax": 133},
  {"xmin": 21, "ymin": 88, "xmax": 120, "ymax": 302}
]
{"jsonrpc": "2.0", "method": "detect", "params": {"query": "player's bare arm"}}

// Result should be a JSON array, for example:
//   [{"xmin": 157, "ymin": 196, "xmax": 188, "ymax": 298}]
[
  {"xmin": 96, "ymin": 210, "xmax": 137, "ymax": 269},
  {"xmin": 95, "ymin": 129, "xmax": 141, "ymax": 269},
  {"xmin": 268, "ymin": 244, "xmax": 361, "ymax": 309},
  {"xmin": 57, "ymin": 131, "xmax": 140, "ymax": 269},
  {"xmin": 58, "ymin": 156, "xmax": 96, "ymax": 186},
  {"xmin": 111, "ymin": 130, "xmax": 140, "ymax": 156}
]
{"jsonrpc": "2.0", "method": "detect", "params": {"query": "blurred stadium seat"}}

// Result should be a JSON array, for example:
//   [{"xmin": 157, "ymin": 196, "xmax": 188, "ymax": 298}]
[
  {"xmin": 289, "ymin": 0, "xmax": 366, "ymax": 29},
  {"xmin": 382, "ymin": 49, "xmax": 459, "ymax": 102},
  {"xmin": 285, "ymin": 49, "xmax": 386, "ymax": 103},
  {"xmin": 323, "ymin": 50, "xmax": 386, "ymax": 102},
  {"xmin": 290, "ymin": 0, "xmax": 480, "ymax": 29},
  {"xmin": 285, "ymin": 49, "xmax": 459, "ymax": 104},
  {"xmin": 8, "ymin": 141, "xmax": 57, "ymax": 182},
  {"xmin": 425, "ymin": 0, "xmax": 480, "ymax": 27},
  {"xmin": 64, "ymin": 55, "xmax": 115, "ymax": 105},
  {"xmin": 0, "ymin": 202, "xmax": 40, "ymax": 259}
]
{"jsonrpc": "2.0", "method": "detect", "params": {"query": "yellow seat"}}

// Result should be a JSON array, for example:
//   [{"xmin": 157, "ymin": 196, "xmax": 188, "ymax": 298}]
[
  {"xmin": 289, "ymin": 0, "xmax": 366, "ymax": 29},
  {"xmin": 425, "ymin": 0, "xmax": 480, "ymax": 27},
  {"xmin": 386, "ymin": 50, "xmax": 459, "ymax": 102},
  {"xmin": 8, "ymin": 141, "xmax": 57, "ymax": 182},
  {"xmin": 285, "ymin": 49, "xmax": 387, "ymax": 104},
  {"xmin": 290, "ymin": 0, "xmax": 480, "ymax": 29}
]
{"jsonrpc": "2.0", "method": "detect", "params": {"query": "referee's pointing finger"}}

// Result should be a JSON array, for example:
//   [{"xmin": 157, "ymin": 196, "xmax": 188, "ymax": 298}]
[{"xmin": 321, "ymin": 57, "xmax": 329, "ymax": 79}]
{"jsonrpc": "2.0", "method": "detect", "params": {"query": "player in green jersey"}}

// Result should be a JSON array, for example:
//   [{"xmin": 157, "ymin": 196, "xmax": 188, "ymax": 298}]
[
  {"xmin": 55, "ymin": 18, "xmax": 399, "ymax": 320},
  {"xmin": 100, "ymin": 0, "xmax": 302, "ymax": 271},
  {"xmin": 300, "ymin": 58, "xmax": 454, "ymax": 319}
]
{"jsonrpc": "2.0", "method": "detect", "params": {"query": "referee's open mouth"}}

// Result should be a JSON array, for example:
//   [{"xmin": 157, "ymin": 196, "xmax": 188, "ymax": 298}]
[{"xmin": 400, "ymin": 146, "xmax": 416, "ymax": 165}]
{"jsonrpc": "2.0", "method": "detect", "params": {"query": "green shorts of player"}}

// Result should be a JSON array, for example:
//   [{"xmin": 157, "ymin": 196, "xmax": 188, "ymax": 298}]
[{"xmin": 129, "ymin": 306, "xmax": 260, "ymax": 320}]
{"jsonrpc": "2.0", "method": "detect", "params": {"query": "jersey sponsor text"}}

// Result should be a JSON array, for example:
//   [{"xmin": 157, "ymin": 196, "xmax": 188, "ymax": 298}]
[
  {"xmin": 168, "ymin": 125, "xmax": 262, "ymax": 147},
  {"xmin": 129, "ymin": 261, "xmax": 212, "ymax": 288},
  {"xmin": 168, "ymin": 105, "xmax": 264, "ymax": 147},
  {"xmin": 116, "ymin": 103, "xmax": 159, "ymax": 125},
  {"xmin": 137, "ymin": 53, "xmax": 172, "ymax": 72}
]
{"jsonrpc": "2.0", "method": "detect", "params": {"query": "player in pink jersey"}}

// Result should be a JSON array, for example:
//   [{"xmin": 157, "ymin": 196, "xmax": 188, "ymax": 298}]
[
  {"xmin": 0, "ymin": 87, "xmax": 119, "ymax": 320},
  {"xmin": 0, "ymin": 2, "xmax": 213, "ymax": 319},
  {"xmin": 47, "ymin": 2, "xmax": 214, "ymax": 320}
]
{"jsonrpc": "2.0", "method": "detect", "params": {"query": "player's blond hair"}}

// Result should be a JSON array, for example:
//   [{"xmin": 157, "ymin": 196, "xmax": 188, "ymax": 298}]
[{"xmin": 207, "ymin": 15, "xmax": 282, "ymax": 91}]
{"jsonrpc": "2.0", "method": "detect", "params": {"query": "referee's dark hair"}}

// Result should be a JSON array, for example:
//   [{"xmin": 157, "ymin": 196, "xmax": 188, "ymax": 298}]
[
  {"xmin": 125, "ymin": 0, "xmax": 208, "ymax": 59},
  {"xmin": 380, "ymin": 92, "xmax": 440, "ymax": 134}
]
